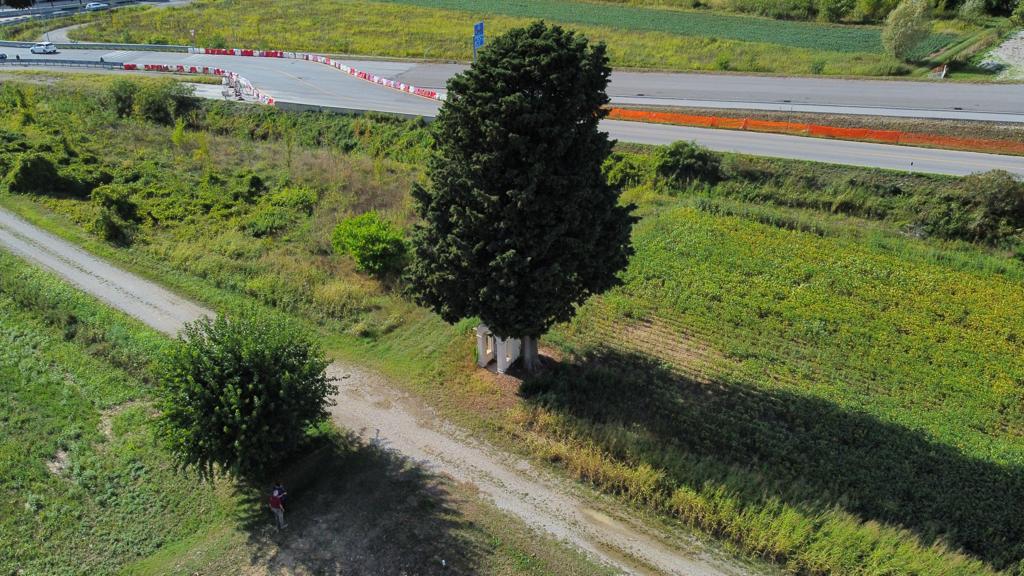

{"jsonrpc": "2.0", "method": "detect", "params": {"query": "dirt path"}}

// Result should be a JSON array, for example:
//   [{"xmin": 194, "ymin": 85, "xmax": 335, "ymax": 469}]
[
  {"xmin": 38, "ymin": 22, "xmax": 88, "ymax": 43},
  {"xmin": 0, "ymin": 206, "xmax": 759, "ymax": 576}
]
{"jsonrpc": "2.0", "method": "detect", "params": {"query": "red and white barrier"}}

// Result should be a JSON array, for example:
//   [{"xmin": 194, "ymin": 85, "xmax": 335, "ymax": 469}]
[
  {"xmin": 121, "ymin": 63, "xmax": 276, "ymax": 105},
  {"xmin": 124, "ymin": 43, "xmax": 445, "ymax": 108},
  {"xmin": 187, "ymin": 47, "xmax": 291, "ymax": 58},
  {"xmin": 185, "ymin": 44, "xmax": 445, "ymax": 102},
  {"xmin": 297, "ymin": 53, "xmax": 443, "ymax": 101}
]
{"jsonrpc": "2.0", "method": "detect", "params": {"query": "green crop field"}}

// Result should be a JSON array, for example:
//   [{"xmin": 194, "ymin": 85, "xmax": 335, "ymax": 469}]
[
  {"xmin": 2, "ymin": 76, "xmax": 1022, "ymax": 575},
  {"xmin": 58, "ymin": 0, "xmax": 958, "ymax": 75}
]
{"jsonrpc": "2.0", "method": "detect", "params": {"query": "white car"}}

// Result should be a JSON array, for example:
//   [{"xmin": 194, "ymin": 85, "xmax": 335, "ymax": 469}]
[
  {"xmin": 84, "ymin": 2, "xmax": 110, "ymax": 11},
  {"xmin": 29, "ymin": 42, "xmax": 58, "ymax": 55}
]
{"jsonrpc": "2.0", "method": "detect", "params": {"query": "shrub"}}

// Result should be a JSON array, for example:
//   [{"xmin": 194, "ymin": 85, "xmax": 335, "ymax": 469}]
[
  {"xmin": 332, "ymin": 211, "xmax": 406, "ymax": 274},
  {"xmin": 958, "ymin": 0, "xmax": 987, "ymax": 21},
  {"xmin": 1012, "ymin": 0, "xmax": 1023, "ymax": 22},
  {"xmin": 655, "ymin": 141, "xmax": 722, "ymax": 188},
  {"xmin": 88, "ymin": 183, "xmax": 141, "ymax": 245},
  {"xmin": 959, "ymin": 170, "xmax": 1024, "ymax": 243},
  {"xmin": 134, "ymin": 80, "xmax": 196, "ymax": 125},
  {"xmin": 108, "ymin": 79, "xmax": 137, "ymax": 118},
  {"xmin": 854, "ymin": 0, "xmax": 899, "ymax": 19},
  {"xmin": 230, "ymin": 171, "xmax": 268, "ymax": 203},
  {"xmin": 2, "ymin": 153, "xmax": 59, "ymax": 195},
  {"xmin": 915, "ymin": 171, "xmax": 1024, "ymax": 244},
  {"xmin": 882, "ymin": 0, "xmax": 932, "ymax": 60},
  {"xmin": 604, "ymin": 152, "xmax": 656, "ymax": 190},
  {"xmin": 241, "ymin": 205, "xmax": 297, "ymax": 237},
  {"xmin": 818, "ymin": 0, "xmax": 856, "ymax": 20},
  {"xmin": 156, "ymin": 310, "xmax": 336, "ymax": 479},
  {"xmin": 268, "ymin": 186, "xmax": 319, "ymax": 214}
]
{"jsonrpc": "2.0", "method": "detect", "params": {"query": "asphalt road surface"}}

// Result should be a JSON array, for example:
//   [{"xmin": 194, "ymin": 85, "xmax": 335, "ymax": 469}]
[
  {"xmin": 349, "ymin": 60, "xmax": 1024, "ymax": 123},
  {"xmin": 0, "ymin": 205, "xmax": 760, "ymax": 576},
  {"xmin": 2, "ymin": 46, "xmax": 1023, "ymax": 176}
]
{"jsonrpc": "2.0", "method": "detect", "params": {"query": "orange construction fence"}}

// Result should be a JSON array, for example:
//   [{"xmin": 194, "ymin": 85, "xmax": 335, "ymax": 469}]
[{"xmin": 606, "ymin": 108, "xmax": 1024, "ymax": 156}]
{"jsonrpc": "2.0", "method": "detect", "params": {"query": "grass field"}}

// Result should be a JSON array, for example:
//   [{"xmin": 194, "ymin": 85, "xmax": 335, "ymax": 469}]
[
  {"xmin": 0, "ymin": 78, "xmax": 624, "ymax": 574},
  {"xmin": 56, "ymin": 0, "xmax": 961, "ymax": 75},
  {"xmin": 1, "ymin": 76, "xmax": 1022, "ymax": 575}
]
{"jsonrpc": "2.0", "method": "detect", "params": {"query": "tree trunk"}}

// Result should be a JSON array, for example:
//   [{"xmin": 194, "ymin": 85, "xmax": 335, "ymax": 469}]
[{"xmin": 521, "ymin": 335, "xmax": 540, "ymax": 373}]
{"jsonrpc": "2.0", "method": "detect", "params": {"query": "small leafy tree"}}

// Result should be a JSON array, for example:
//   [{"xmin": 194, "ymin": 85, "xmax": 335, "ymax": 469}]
[
  {"xmin": 407, "ymin": 22, "xmax": 635, "ymax": 372},
  {"xmin": 332, "ymin": 211, "xmax": 406, "ymax": 275},
  {"xmin": 656, "ymin": 141, "xmax": 722, "ymax": 188},
  {"xmin": 157, "ymin": 311, "xmax": 336, "ymax": 479},
  {"xmin": 882, "ymin": 0, "xmax": 932, "ymax": 60}
]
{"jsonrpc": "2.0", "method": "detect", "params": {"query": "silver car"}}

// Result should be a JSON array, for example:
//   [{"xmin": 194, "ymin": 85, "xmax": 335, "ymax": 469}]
[{"xmin": 30, "ymin": 42, "xmax": 59, "ymax": 55}]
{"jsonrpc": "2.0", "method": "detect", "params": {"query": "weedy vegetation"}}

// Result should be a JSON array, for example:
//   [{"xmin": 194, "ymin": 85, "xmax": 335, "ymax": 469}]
[{"xmin": 1, "ymin": 76, "xmax": 1022, "ymax": 575}]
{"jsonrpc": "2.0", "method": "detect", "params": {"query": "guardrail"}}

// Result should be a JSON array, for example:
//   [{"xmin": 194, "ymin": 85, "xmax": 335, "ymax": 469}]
[{"xmin": 0, "ymin": 58, "xmax": 123, "ymax": 69}]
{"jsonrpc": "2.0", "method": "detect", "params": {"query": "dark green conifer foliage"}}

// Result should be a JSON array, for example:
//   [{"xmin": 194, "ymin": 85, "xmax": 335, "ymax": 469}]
[{"xmin": 407, "ymin": 21, "xmax": 635, "ymax": 370}]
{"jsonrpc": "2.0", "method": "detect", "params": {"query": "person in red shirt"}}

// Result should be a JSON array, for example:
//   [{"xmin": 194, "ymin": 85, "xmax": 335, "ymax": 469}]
[{"xmin": 269, "ymin": 487, "xmax": 287, "ymax": 529}]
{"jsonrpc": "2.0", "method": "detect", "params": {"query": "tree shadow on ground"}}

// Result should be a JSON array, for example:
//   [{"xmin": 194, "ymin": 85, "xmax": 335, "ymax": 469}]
[
  {"xmin": 520, "ymin": 349, "xmax": 1024, "ymax": 571},
  {"xmin": 233, "ymin": 432, "xmax": 481, "ymax": 575}
]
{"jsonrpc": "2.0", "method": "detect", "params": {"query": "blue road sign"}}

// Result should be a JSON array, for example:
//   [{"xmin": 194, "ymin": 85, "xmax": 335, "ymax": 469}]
[{"xmin": 473, "ymin": 21, "xmax": 485, "ymax": 58}]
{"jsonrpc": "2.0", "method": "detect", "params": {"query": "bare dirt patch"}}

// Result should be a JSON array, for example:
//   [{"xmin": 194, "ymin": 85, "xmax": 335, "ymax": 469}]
[
  {"xmin": 46, "ymin": 449, "xmax": 70, "ymax": 476},
  {"xmin": 98, "ymin": 400, "xmax": 148, "ymax": 439}
]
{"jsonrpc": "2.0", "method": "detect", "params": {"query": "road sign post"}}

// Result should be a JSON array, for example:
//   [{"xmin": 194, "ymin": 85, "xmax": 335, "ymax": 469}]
[{"xmin": 472, "ymin": 21, "xmax": 484, "ymax": 61}]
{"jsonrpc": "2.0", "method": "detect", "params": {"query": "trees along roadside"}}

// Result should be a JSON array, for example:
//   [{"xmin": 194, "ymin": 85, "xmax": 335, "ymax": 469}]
[
  {"xmin": 406, "ymin": 21, "xmax": 636, "ymax": 373},
  {"xmin": 882, "ymin": 0, "xmax": 932, "ymax": 60}
]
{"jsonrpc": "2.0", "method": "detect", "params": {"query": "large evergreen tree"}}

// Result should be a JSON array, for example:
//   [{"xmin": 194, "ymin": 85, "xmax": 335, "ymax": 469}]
[{"xmin": 407, "ymin": 21, "xmax": 635, "ymax": 372}]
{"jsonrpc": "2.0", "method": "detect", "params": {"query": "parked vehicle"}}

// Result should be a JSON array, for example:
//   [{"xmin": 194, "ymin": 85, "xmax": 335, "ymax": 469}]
[
  {"xmin": 85, "ymin": 2, "xmax": 110, "ymax": 11},
  {"xmin": 30, "ymin": 42, "xmax": 58, "ymax": 55},
  {"xmin": 0, "ymin": 54, "xmax": 7, "ymax": 60}
]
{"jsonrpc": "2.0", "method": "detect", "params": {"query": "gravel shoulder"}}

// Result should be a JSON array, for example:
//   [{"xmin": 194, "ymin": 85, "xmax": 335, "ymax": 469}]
[{"xmin": 0, "ymin": 205, "xmax": 763, "ymax": 576}]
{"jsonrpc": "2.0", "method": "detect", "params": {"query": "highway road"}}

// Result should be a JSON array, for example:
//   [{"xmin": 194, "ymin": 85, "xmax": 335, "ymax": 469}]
[
  {"xmin": 350, "ymin": 60, "xmax": 1024, "ymax": 123},
  {"xmin": 1, "ymin": 45, "xmax": 1022, "ymax": 176}
]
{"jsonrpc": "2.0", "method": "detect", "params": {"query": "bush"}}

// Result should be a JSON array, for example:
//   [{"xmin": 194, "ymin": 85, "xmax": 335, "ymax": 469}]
[
  {"xmin": 818, "ymin": 0, "xmax": 856, "ymax": 20},
  {"xmin": 882, "ymin": 0, "xmax": 932, "ymax": 60},
  {"xmin": 332, "ymin": 211, "xmax": 407, "ymax": 275},
  {"xmin": 915, "ymin": 171, "xmax": 1024, "ymax": 244},
  {"xmin": 655, "ymin": 141, "xmax": 722, "ymax": 188},
  {"xmin": 230, "ymin": 171, "xmax": 268, "ymax": 203},
  {"xmin": 241, "ymin": 205, "xmax": 298, "ymax": 238},
  {"xmin": 959, "ymin": 170, "xmax": 1024, "ymax": 244},
  {"xmin": 156, "ymin": 310, "xmax": 336, "ymax": 479},
  {"xmin": 88, "ymin": 183, "xmax": 141, "ymax": 245},
  {"xmin": 134, "ymin": 80, "xmax": 196, "ymax": 125},
  {"xmin": 604, "ymin": 152, "xmax": 656, "ymax": 190},
  {"xmin": 268, "ymin": 186, "xmax": 319, "ymax": 214},
  {"xmin": 108, "ymin": 79, "xmax": 137, "ymax": 118},
  {"xmin": 959, "ymin": 0, "xmax": 987, "ymax": 21},
  {"xmin": 2, "ymin": 153, "xmax": 59, "ymax": 195},
  {"xmin": 1012, "ymin": 0, "xmax": 1023, "ymax": 22},
  {"xmin": 854, "ymin": 0, "xmax": 899, "ymax": 19}
]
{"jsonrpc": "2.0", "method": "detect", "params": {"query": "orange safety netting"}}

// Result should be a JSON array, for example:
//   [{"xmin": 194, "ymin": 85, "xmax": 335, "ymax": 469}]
[{"xmin": 606, "ymin": 108, "xmax": 1024, "ymax": 156}]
